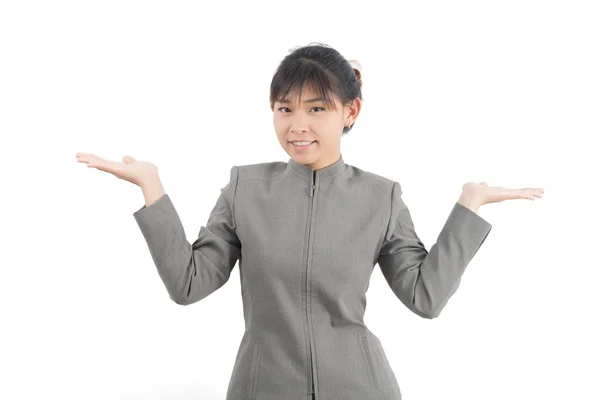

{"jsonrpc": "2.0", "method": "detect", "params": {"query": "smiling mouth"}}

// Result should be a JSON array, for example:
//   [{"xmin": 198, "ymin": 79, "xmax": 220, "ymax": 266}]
[{"xmin": 290, "ymin": 141, "xmax": 316, "ymax": 148}]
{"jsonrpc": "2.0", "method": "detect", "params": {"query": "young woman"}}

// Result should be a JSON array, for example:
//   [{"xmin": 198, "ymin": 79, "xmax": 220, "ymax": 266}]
[{"xmin": 76, "ymin": 43, "xmax": 543, "ymax": 400}]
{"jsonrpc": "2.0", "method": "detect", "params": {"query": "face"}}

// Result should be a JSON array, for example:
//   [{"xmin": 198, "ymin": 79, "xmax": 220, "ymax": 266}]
[{"xmin": 271, "ymin": 85, "xmax": 361, "ymax": 170}]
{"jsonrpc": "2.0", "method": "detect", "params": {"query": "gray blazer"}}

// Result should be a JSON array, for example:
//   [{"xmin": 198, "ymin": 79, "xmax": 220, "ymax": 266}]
[{"xmin": 133, "ymin": 154, "xmax": 492, "ymax": 400}]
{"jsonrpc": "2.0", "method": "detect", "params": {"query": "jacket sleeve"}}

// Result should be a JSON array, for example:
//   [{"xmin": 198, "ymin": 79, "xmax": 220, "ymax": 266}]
[
  {"xmin": 132, "ymin": 166, "xmax": 242, "ymax": 305},
  {"xmin": 377, "ymin": 181, "xmax": 492, "ymax": 319}
]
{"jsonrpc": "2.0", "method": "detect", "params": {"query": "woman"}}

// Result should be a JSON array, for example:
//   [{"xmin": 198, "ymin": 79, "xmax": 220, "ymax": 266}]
[{"xmin": 76, "ymin": 43, "xmax": 543, "ymax": 400}]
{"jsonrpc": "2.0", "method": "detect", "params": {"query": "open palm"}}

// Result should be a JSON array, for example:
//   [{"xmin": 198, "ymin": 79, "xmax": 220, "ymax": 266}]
[
  {"xmin": 75, "ymin": 153, "xmax": 158, "ymax": 186},
  {"xmin": 463, "ymin": 182, "xmax": 544, "ymax": 205}
]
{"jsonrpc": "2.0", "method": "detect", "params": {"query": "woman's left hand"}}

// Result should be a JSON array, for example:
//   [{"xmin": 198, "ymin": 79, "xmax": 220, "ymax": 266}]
[{"xmin": 462, "ymin": 182, "xmax": 544, "ymax": 206}]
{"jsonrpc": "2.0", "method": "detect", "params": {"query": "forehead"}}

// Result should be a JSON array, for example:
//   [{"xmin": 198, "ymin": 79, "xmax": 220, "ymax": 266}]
[{"xmin": 276, "ymin": 87, "xmax": 337, "ymax": 105}]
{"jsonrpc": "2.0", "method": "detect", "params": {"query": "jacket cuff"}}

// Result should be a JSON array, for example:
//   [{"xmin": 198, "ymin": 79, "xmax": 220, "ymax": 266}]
[
  {"xmin": 447, "ymin": 201, "xmax": 492, "ymax": 246},
  {"xmin": 133, "ymin": 193, "xmax": 169, "ymax": 218},
  {"xmin": 132, "ymin": 193, "xmax": 184, "ymax": 250}
]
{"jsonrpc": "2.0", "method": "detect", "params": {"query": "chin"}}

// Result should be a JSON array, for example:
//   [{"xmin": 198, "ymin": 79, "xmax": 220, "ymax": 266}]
[{"xmin": 289, "ymin": 151, "xmax": 318, "ymax": 161}]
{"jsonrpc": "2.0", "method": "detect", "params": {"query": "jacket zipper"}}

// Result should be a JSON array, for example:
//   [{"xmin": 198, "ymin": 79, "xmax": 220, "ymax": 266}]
[{"xmin": 307, "ymin": 170, "xmax": 317, "ymax": 396}]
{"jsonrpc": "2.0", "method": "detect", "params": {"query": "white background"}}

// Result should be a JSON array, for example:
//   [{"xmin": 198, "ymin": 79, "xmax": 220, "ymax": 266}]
[{"xmin": 1, "ymin": 1, "xmax": 598, "ymax": 399}]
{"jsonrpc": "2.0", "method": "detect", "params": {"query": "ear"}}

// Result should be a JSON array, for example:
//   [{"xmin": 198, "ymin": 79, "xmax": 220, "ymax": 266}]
[{"xmin": 346, "ymin": 97, "xmax": 362, "ymax": 125}]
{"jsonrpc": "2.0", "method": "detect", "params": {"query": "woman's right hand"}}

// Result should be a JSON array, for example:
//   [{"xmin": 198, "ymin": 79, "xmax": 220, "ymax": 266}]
[{"xmin": 76, "ymin": 153, "xmax": 159, "ymax": 187}]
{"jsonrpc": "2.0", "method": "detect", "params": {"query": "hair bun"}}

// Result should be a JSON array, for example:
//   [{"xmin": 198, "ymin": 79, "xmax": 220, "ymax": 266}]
[{"xmin": 347, "ymin": 59, "xmax": 362, "ymax": 88}]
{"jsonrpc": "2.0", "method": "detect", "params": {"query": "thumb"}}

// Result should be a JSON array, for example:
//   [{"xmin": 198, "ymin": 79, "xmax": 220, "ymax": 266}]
[{"xmin": 123, "ymin": 155, "xmax": 136, "ymax": 164}]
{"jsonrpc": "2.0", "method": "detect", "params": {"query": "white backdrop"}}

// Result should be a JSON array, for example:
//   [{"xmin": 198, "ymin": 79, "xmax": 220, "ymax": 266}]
[{"xmin": 1, "ymin": 1, "xmax": 598, "ymax": 399}]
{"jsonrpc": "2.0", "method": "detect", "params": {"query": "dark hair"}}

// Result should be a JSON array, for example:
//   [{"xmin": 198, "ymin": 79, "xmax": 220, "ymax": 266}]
[{"xmin": 269, "ymin": 42, "xmax": 363, "ymax": 136}]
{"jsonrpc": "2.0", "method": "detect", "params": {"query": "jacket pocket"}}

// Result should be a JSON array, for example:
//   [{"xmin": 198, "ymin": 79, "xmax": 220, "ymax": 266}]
[
  {"xmin": 246, "ymin": 339, "xmax": 263, "ymax": 399},
  {"xmin": 358, "ymin": 334, "xmax": 381, "ymax": 392}
]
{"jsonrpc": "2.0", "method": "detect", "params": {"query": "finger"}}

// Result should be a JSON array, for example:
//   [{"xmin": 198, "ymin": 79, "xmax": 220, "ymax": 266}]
[
  {"xmin": 76, "ymin": 153, "xmax": 89, "ymax": 162},
  {"xmin": 525, "ymin": 187, "xmax": 544, "ymax": 194},
  {"xmin": 516, "ymin": 189, "xmax": 533, "ymax": 199},
  {"xmin": 526, "ymin": 189, "xmax": 544, "ymax": 197},
  {"xmin": 91, "ymin": 155, "xmax": 109, "ymax": 163},
  {"xmin": 521, "ymin": 194, "xmax": 535, "ymax": 200},
  {"xmin": 90, "ymin": 164, "xmax": 113, "ymax": 174},
  {"xmin": 80, "ymin": 153, "xmax": 109, "ymax": 164},
  {"xmin": 88, "ymin": 161, "xmax": 115, "ymax": 173}
]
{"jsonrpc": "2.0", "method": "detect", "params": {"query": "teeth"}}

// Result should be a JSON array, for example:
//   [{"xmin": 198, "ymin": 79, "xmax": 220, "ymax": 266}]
[{"xmin": 292, "ymin": 141, "xmax": 314, "ymax": 145}]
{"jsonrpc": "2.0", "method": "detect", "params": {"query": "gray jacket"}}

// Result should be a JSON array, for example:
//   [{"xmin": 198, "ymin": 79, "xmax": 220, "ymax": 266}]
[{"xmin": 133, "ymin": 154, "xmax": 492, "ymax": 400}]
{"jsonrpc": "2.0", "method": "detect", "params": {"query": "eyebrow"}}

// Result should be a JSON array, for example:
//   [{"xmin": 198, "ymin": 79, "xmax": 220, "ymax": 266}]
[{"xmin": 276, "ymin": 97, "xmax": 326, "ymax": 104}]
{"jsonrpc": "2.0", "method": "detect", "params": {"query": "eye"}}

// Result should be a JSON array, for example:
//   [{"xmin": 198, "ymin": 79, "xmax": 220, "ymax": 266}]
[{"xmin": 277, "ymin": 107, "xmax": 325, "ymax": 113}]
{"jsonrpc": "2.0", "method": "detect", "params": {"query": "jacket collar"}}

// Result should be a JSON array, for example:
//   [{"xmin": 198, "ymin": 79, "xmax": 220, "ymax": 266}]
[{"xmin": 287, "ymin": 153, "xmax": 346, "ymax": 182}]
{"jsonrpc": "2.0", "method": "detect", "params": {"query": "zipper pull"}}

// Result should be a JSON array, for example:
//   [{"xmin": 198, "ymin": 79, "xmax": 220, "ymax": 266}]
[{"xmin": 311, "ymin": 184, "xmax": 316, "ymax": 197}]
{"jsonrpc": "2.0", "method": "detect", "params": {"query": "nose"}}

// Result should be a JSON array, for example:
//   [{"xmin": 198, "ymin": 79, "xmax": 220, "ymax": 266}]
[
  {"xmin": 290, "ymin": 117, "xmax": 309, "ymax": 133},
  {"xmin": 291, "ymin": 126, "xmax": 309, "ymax": 133}
]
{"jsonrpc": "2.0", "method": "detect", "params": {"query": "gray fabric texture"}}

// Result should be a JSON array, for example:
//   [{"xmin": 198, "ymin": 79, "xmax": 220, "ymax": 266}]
[{"xmin": 133, "ymin": 154, "xmax": 492, "ymax": 400}]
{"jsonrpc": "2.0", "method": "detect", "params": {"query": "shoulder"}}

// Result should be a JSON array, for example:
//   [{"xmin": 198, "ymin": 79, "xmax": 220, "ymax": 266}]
[
  {"xmin": 344, "ymin": 164, "xmax": 399, "ymax": 196},
  {"xmin": 234, "ymin": 161, "xmax": 286, "ymax": 181}
]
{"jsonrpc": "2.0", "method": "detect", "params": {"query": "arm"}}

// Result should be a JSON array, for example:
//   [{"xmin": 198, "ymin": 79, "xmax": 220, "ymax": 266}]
[
  {"xmin": 377, "ymin": 182, "xmax": 492, "ymax": 319},
  {"xmin": 133, "ymin": 166, "xmax": 242, "ymax": 305}
]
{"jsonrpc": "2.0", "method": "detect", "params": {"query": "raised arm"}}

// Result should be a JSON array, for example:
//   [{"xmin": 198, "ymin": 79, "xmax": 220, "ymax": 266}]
[
  {"xmin": 133, "ymin": 166, "xmax": 242, "ymax": 305},
  {"xmin": 377, "ymin": 182, "xmax": 492, "ymax": 319}
]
